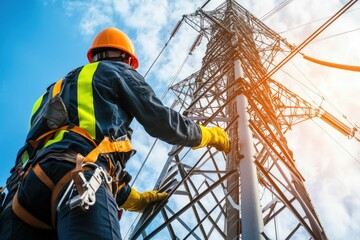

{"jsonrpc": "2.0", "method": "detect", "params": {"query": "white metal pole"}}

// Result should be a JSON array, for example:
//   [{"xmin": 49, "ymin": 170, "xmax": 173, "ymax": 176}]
[{"xmin": 234, "ymin": 59, "xmax": 264, "ymax": 240}]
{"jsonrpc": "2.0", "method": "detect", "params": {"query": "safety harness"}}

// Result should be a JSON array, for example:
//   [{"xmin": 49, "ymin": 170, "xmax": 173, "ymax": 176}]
[{"xmin": 2, "ymin": 78, "xmax": 134, "ymax": 230}]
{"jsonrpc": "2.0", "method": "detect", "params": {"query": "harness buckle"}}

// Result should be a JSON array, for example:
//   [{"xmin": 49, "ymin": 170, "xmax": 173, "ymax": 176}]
[{"xmin": 58, "ymin": 164, "xmax": 112, "ymax": 212}]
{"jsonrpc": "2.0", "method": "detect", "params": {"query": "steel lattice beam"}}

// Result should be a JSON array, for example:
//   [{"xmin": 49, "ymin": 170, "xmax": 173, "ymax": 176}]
[{"xmin": 129, "ymin": 1, "xmax": 357, "ymax": 239}]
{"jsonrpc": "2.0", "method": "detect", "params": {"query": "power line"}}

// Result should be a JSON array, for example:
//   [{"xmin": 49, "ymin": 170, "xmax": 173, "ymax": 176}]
[
  {"xmin": 288, "ymin": 58, "xmax": 359, "ymax": 130},
  {"xmin": 278, "ymin": 7, "xmax": 360, "ymax": 34},
  {"xmin": 130, "ymin": 52, "xmax": 192, "ymax": 187},
  {"xmin": 282, "ymin": 51, "xmax": 360, "ymax": 164},
  {"xmin": 126, "ymin": 1, "xmax": 360, "ymax": 238},
  {"xmin": 250, "ymin": 0, "xmax": 358, "ymax": 98},
  {"xmin": 130, "ymin": 33, "xmax": 202, "ymax": 188},
  {"xmin": 143, "ymin": 18, "xmax": 184, "ymax": 78},
  {"xmin": 309, "ymin": 27, "xmax": 360, "ymax": 44},
  {"xmin": 260, "ymin": 0, "xmax": 295, "ymax": 21},
  {"xmin": 311, "ymin": 119, "xmax": 360, "ymax": 168}
]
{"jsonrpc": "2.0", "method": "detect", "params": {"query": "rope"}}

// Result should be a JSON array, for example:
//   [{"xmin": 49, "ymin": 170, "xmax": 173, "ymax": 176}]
[{"xmin": 302, "ymin": 53, "xmax": 360, "ymax": 72}]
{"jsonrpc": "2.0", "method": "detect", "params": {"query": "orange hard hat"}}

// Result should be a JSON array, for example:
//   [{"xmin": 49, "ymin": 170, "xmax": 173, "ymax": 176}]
[{"xmin": 87, "ymin": 27, "xmax": 139, "ymax": 69}]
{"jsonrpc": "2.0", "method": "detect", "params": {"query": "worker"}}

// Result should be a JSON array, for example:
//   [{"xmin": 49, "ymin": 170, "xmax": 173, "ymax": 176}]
[{"xmin": 0, "ymin": 27, "xmax": 230, "ymax": 240}]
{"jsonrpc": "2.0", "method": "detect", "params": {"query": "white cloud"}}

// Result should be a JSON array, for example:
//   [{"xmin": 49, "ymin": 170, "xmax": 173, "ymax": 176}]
[
  {"xmin": 112, "ymin": 0, "xmax": 129, "ymax": 16},
  {"xmin": 121, "ymin": 0, "xmax": 169, "ymax": 29},
  {"xmin": 265, "ymin": 1, "xmax": 360, "ymax": 238},
  {"xmin": 64, "ymin": 0, "xmax": 115, "ymax": 35},
  {"xmin": 42, "ymin": 0, "xmax": 57, "ymax": 5}
]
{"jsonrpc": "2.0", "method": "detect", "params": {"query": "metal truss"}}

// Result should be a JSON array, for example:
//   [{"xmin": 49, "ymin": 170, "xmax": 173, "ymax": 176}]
[{"xmin": 129, "ymin": 0, "xmax": 357, "ymax": 239}]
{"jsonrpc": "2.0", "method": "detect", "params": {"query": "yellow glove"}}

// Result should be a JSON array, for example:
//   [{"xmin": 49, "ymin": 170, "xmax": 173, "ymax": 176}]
[
  {"xmin": 193, "ymin": 125, "xmax": 230, "ymax": 152},
  {"xmin": 120, "ymin": 187, "xmax": 168, "ymax": 213}
]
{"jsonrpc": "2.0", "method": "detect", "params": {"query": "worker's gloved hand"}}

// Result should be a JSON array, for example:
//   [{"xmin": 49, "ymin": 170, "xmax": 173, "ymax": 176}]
[
  {"xmin": 120, "ymin": 187, "xmax": 168, "ymax": 213},
  {"xmin": 193, "ymin": 125, "xmax": 230, "ymax": 153}
]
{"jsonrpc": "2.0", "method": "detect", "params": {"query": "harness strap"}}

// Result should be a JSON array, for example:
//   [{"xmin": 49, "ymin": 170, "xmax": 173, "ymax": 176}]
[
  {"xmin": 28, "ymin": 124, "xmax": 97, "ymax": 149},
  {"xmin": 11, "ymin": 164, "xmax": 55, "ymax": 229},
  {"xmin": 117, "ymin": 182, "xmax": 126, "ymax": 192},
  {"xmin": 72, "ymin": 154, "xmax": 86, "ymax": 196},
  {"xmin": 33, "ymin": 164, "xmax": 54, "ymax": 190},
  {"xmin": 52, "ymin": 79, "xmax": 63, "ymax": 97},
  {"xmin": 12, "ymin": 190, "xmax": 52, "ymax": 230},
  {"xmin": 51, "ymin": 170, "xmax": 73, "ymax": 228},
  {"xmin": 13, "ymin": 151, "xmax": 126, "ymax": 229},
  {"xmin": 85, "ymin": 136, "xmax": 133, "ymax": 163}
]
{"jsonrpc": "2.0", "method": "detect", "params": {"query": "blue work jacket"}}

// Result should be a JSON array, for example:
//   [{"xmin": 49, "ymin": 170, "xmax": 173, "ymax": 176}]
[{"xmin": 17, "ymin": 61, "xmax": 201, "ymax": 165}]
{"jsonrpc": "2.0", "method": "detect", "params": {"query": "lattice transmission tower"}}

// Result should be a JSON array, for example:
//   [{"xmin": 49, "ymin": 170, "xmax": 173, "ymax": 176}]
[{"xmin": 128, "ymin": 0, "xmax": 358, "ymax": 239}]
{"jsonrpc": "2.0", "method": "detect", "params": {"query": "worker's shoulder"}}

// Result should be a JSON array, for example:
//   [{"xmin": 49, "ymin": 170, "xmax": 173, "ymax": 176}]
[
  {"xmin": 97, "ymin": 60, "xmax": 132, "ymax": 73},
  {"xmin": 97, "ymin": 61, "xmax": 144, "ymax": 81}
]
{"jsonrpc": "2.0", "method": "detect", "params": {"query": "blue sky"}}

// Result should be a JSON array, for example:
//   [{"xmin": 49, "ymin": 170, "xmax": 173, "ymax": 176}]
[
  {"xmin": 1, "ymin": 0, "xmax": 360, "ymax": 239},
  {"xmin": 0, "ymin": 1, "xmax": 93, "ymax": 182},
  {"xmin": 0, "ymin": 0, "xmax": 198, "ymax": 184}
]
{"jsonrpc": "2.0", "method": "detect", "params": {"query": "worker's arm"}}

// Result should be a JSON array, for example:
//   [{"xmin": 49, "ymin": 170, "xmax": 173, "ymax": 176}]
[
  {"xmin": 116, "ymin": 65, "xmax": 229, "ymax": 151},
  {"xmin": 113, "ymin": 64, "xmax": 200, "ymax": 147}
]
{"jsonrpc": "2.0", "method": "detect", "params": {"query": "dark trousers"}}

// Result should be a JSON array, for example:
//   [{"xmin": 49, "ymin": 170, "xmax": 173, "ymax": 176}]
[{"xmin": 0, "ymin": 157, "xmax": 122, "ymax": 240}]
